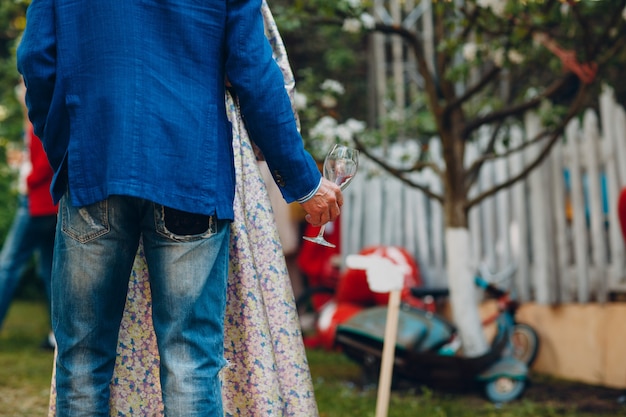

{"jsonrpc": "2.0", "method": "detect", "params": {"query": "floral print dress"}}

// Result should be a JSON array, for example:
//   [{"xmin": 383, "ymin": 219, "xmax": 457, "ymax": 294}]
[{"xmin": 48, "ymin": 3, "xmax": 319, "ymax": 416}]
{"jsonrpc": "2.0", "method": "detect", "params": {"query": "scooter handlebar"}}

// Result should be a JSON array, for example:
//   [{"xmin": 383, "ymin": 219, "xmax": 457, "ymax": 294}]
[
  {"xmin": 474, "ymin": 276, "xmax": 507, "ymax": 298},
  {"xmin": 410, "ymin": 287, "xmax": 450, "ymax": 299}
]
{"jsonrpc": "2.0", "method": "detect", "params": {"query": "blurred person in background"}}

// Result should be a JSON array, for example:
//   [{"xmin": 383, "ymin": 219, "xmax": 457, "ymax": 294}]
[{"xmin": 0, "ymin": 78, "xmax": 56, "ymax": 349}]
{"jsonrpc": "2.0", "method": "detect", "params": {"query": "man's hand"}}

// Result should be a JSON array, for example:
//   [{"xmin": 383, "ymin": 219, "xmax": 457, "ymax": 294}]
[{"xmin": 300, "ymin": 178, "xmax": 343, "ymax": 226}]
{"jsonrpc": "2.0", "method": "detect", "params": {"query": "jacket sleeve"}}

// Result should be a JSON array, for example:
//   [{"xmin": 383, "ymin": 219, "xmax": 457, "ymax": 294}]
[
  {"xmin": 17, "ymin": 0, "xmax": 57, "ymax": 142},
  {"xmin": 225, "ymin": 0, "xmax": 321, "ymax": 203}
]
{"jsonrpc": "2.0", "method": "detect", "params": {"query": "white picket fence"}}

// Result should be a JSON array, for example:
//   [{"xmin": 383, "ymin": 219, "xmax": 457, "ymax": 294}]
[{"xmin": 341, "ymin": 87, "xmax": 626, "ymax": 304}]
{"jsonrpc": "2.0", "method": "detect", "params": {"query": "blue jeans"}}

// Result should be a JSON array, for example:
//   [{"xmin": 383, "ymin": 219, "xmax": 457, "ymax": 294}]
[
  {"xmin": 0, "ymin": 194, "xmax": 56, "ymax": 329},
  {"xmin": 53, "ymin": 193, "xmax": 230, "ymax": 417}
]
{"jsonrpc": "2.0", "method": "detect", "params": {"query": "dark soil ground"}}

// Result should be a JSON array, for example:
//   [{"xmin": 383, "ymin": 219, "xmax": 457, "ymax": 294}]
[
  {"xmin": 352, "ymin": 355, "xmax": 626, "ymax": 415},
  {"xmin": 523, "ymin": 374, "xmax": 626, "ymax": 415}
]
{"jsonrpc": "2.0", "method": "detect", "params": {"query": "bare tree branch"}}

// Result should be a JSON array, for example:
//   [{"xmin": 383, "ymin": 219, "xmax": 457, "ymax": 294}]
[
  {"xmin": 466, "ymin": 125, "xmax": 550, "ymax": 173},
  {"xmin": 352, "ymin": 135, "xmax": 445, "ymax": 203},
  {"xmin": 445, "ymin": 65, "xmax": 501, "ymax": 113},
  {"xmin": 465, "ymin": 84, "xmax": 590, "ymax": 210},
  {"xmin": 464, "ymin": 120, "xmax": 505, "ymax": 192},
  {"xmin": 462, "ymin": 74, "xmax": 571, "ymax": 138},
  {"xmin": 374, "ymin": 23, "xmax": 443, "ymax": 118}
]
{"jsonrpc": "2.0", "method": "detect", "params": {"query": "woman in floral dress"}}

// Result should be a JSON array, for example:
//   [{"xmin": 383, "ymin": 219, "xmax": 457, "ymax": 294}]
[{"xmin": 49, "ymin": 3, "xmax": 319, "ymax": 416}]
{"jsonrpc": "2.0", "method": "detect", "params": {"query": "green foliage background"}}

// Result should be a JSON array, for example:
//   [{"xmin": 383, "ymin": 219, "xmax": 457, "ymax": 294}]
[
  {"xmin": 0, "ymin": 0, "xmax": 44, "ymax": 299},
  {"xmin": 0, "ymin": 0, "xmax": 28, "ymax": 142},
  {"xmin": 270, "ymin": 0, "xmax": 370, "ymax": 155}
]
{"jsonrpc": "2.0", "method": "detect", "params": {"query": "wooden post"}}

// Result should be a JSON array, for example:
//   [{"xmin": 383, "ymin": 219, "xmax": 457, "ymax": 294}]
[
  {"xmin": 345, "ymin": 254, "xmax": 406, "ymax": 417},
  {"xmin": 375, "ymin": 288, "xmax": 402, "ymax": 417}
]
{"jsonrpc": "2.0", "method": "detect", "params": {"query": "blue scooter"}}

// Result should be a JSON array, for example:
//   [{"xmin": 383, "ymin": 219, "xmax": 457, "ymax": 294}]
[{"xmin": 334, "ymin": 266, "xmax": 539, "ymax": 403}]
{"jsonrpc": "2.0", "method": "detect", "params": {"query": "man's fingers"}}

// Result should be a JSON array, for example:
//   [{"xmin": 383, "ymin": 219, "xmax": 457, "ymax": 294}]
[
  {"xmin": 304, "ymin": 203, "xmax": 341, "ymax": 226},
  {"xmin": 300, "ymin": 178, "xmax": 344, "ymax": 226}
]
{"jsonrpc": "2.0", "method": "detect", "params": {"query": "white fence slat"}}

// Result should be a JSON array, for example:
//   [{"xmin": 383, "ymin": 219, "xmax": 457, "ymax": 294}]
[
  {"xmin": 365, "ymin": 175, "xmax": 384, "ymax": 248},
  {"xmin": 615, "ymin": 107, "xmax": 626, "ymax": 186},
  {"xmin": 410, "ymin": 178, "xmax": 432, "ymax": 282},
  {"xmin": 494, "ymin": 140, "xmax": 513, "ymax": 271},
  {"xmin": 427, "ymin": 138, "xmax": 446, "ymax": 285},
  {"xmin": 565, "ymin": 118, "xmax": 591, "ymax": 302},
  {"xmin": 582, "ymin": 110, "xmax": 608, "ymax": 301},
  {"xmin": 402, "ymin": 184, "xmax": 418, "ymax": 259},
  {"xmin": 426, "ymin": 168, "xmax": 446, "ymax": 285},
  {"xmin": 601, "ymin": 87, "xmax": 626, "ymax": 186},
  {"xmin": 601, "ymin": 100, "xmax": 626, "ymax": 290},
  {"xmin": 508, "ymin": 126, "xmax": 532, "ymax": 301},
  {"xmin": 604, "ymin": 136, "xmax": 625, "ymax": 290},
  {"xmin": 601, "ymin": 90, "xmax": 626, "ymax": 291},
  {"xmin": 606, "ymin": 163, "xmax": 625, "ymax": 290},
  {"xmin": 599, "ymin": 87, "xmax": 618, "ymax": 179},
  {"xmin": 480, "ymin": 149, "xmax": 497, "ymax": 269},
  {"xmin": 466, "ymin": 142, "xmax": 483, "ymax": 272},
  {"xmin": 381, "ymin": 177, "xmax": 400, "ymax": 244},
  {"xmin": 525, "ymin": 112, "xmax": 555, "ymax": 304},
  {"xmin": 342, "ymin": 165, "xmax": 366, "ymax": 258},
  {"xmin": 550, "ymin": 140, "xmax": 573, "ymax": 302}
]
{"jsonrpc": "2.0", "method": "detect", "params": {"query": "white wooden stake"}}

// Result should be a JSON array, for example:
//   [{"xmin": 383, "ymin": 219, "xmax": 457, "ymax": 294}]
[
  {"xmin": 375, "ymin": 288, "xmax": 402, "ymax": 417},
  {"xmin": 345, "ymin": 255, "xmax": 406, "ymax": 417}
]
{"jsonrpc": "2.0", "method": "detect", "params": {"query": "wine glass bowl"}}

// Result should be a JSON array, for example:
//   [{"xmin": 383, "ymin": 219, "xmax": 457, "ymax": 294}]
[
  {"xmin": 324, "ymin": 159, "xmax": 357, "ymax": 190},
  {"xmin": 303, "ymin": 144, "xmax": 359, "ymax": 247}
]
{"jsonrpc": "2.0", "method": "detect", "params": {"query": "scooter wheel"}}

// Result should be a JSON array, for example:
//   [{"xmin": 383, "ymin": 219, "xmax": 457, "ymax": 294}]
[
  {"xmin": 512, "ymin": 323, "xmax": 539, "ymax": 367},
  {"xmin": 484, "ymin": 377, "xmax": 526, "ymax": 403}
]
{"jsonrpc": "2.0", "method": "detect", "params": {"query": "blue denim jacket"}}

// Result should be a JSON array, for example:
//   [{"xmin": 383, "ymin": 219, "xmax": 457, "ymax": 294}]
[{"xmin": 17, "ymin": 0, "xmax": 321, "ymax": 220}]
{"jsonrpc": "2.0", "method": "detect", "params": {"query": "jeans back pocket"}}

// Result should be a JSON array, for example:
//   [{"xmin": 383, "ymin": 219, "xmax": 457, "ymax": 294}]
[
  {"xmin": 60, "ymin": 195, "xmax": 110, "ymax": 244},
  {"xmin": 155, "ymin": 205, "xmax": 216, "ymax": 242}
]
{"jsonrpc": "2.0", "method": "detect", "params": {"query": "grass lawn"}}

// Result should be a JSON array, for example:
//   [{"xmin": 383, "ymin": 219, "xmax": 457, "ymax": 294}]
[
  {"xmin": 308, "ymin": 347, "xmax": 626, "ymax": 417},
  {"xmin": 0, "ymin": 300, "xmax": 54, "ymax": 417},
  {"xmin": 1, "ymin": 299, "xmax": 625, "ymax": 416}
]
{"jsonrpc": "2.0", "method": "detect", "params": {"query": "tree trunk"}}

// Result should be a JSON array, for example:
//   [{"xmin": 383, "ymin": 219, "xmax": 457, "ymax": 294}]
[
  {"xmin": 443, "ymin": 195, "xmax": 488, "ymax": 357},
  {"xmin": 445, "ymin": 227, "xmax": 489, "ymax": 357},
  {"xmin": 438, "ymin": 117, "xmax": 488, "ymax": 356}
]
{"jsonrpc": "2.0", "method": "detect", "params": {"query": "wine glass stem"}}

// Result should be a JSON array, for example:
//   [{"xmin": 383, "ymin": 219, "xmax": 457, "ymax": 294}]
[{"xmin": 316, "ymin": 225, "xmax": 326, "ymax": 239}]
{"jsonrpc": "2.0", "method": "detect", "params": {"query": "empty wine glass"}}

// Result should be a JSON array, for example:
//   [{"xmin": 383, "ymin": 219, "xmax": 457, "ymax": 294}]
[{"xmin": 303, "ymin": 144, "xmax": 359, "ymax": 247}]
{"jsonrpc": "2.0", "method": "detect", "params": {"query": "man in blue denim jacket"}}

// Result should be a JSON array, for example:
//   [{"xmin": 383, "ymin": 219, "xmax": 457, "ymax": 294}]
[{"xmin": 17, "ymin": 0, "xmax": 342, "ymax": 415}]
